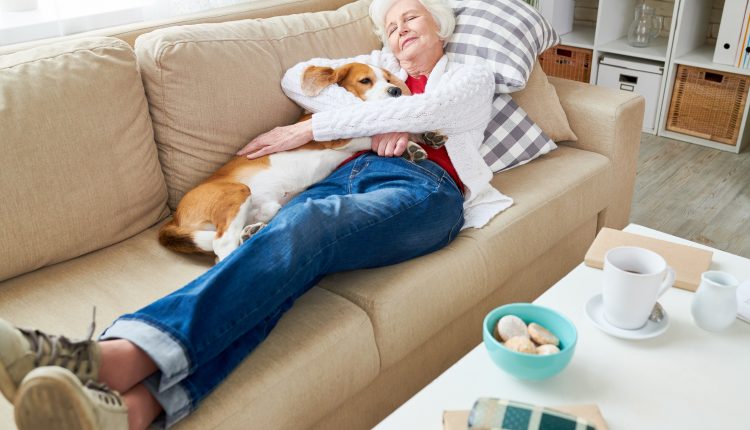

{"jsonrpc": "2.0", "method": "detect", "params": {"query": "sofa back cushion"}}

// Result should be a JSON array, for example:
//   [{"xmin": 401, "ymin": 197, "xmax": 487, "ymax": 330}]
[
  {"xmin": 135, "ymin": 0, "xmax": 380, "ymax": 210},
  {"xmin": 0, "ymin": 0, "xmax": 354, "ymax": 55},
  {"xmin": 0, "ymin": 37, "xmax": 169, "ymax": 282},
  {"xmin": 512, "ymin": 62, "xmax": 577, "ymax": 143}
]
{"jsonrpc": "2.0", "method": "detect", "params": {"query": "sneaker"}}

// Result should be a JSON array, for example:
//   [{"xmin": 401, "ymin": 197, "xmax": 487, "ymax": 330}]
[
  {"xmin": 0, "ymin": 311, "xmax": 100, "ymax": 403},
  {"xmin": 14, "ymin": 367, "xmax": 128, "ymax": 430}
]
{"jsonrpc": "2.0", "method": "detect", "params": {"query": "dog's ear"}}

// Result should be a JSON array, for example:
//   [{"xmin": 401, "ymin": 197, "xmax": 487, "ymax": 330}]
[
  {"xmin": 301, "ymin": 66, "xmax": 337, "ymax": 96},
  {"xmin": 301, "ymin": 64, "xmax": 355, "ymax": 96}
]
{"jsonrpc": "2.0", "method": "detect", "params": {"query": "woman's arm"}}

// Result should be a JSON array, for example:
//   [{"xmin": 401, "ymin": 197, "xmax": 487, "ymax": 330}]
[
  {"xmin": 311, "ymin": 63, "xmax": 495, "ymax": 142},
  {"xmin": 281, "ymin": 50, "xmax": 404, "ymax": 114},
  {"xmin": 238, "ymin": 63, "xmax": 494, "ymax": 159},
  {"xmin": 236, "ymin": 120, "xmax": 313, "ymax": 158},
  {"xmin": 237, "ymin": 50, "xmax": 407, "ymax": 159}
]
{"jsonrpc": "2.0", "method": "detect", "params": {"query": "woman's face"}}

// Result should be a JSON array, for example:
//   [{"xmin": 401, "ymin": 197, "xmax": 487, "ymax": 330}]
[{"xmin": 384, "ymin": 0, "xmax": 442, "ymax": 62}]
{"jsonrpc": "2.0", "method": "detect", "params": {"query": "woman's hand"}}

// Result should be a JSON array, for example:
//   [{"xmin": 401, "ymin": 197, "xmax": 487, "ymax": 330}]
[
  {"xmin": 237, "ymin": 120, "xmax": 314, "ymax": 159},
  {"xmin": 372, "ymin": 132, "xmax": 409, "ymax": 157}
]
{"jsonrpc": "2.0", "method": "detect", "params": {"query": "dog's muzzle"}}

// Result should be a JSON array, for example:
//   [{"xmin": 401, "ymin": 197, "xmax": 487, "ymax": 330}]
[{"xmin": 387, "ymin": 86, "xmax": 402, "ymax": 97}]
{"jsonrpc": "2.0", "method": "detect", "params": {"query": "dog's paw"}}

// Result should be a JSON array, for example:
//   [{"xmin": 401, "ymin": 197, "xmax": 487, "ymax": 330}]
[
  {"xmin": 421, "ymin": 131, "xmax": 447, "ymax": 149},
  {"xmin": 240, "ymin": 222, "xmax": 267, "ymax": 244},
  {"xmin": 403, "ymin": 141, "xmax": 428, "ymax": 162}
]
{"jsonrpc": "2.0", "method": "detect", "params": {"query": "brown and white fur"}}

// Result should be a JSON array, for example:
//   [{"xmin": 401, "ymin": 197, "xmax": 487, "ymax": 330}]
[{"xmin": 159, "ymin": 62, "xmax": 446, "ymax": 261}]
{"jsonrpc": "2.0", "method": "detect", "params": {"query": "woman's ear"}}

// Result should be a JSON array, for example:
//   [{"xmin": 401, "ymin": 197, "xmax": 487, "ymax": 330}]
[{"xmin": 301, "ymin": 66, "xmax": 337, "ymax": 96}]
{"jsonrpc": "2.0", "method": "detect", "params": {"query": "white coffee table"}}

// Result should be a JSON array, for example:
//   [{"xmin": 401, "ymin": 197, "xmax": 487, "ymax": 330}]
[{"xmin": 374, "ymin": 224, "xmax": 750, "ymax": 430}]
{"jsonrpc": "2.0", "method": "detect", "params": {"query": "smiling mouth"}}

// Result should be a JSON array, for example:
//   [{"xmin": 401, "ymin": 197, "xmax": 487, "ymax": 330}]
[{"xmin": 401, "ymin": 37, "xmax": 417, "ymax": 50}]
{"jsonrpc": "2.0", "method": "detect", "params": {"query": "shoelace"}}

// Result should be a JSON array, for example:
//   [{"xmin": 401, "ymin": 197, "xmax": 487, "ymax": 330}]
[
  {"xmin": 19, "ymin": 307, "xmax": 97, "ymax": 375},
  {"xmin": 84, "ymin": 380, "xmax": 123, "ymax": 407}
]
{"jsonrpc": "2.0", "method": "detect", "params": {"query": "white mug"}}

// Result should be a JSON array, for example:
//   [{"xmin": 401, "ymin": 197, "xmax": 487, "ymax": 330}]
[{"xmin": 602, "ymin": 246, "xmax": 675, "ymax": 330}]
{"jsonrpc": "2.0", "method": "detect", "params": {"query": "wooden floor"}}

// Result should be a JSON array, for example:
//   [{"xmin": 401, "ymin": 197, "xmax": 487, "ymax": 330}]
[{"xmin": 629, "ymin": 133, "xmax": 750, "ymax": 258}]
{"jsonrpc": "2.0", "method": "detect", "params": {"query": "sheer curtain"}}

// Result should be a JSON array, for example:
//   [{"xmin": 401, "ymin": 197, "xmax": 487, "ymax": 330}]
[{"xmin": 0, "ymin": 0, "xmax": 249, "ymax": 46}]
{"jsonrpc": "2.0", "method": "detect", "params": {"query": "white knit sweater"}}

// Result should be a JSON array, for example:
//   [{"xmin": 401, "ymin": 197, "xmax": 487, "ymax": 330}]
[{"xmin": 281, "ymin": 50, "xmax": 513, "ymax": 229}]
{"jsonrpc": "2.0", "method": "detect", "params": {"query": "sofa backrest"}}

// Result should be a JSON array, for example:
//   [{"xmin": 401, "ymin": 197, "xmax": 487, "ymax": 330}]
[
  {"xmin": 135, "ymin": 0, "xmax": 381, "ymax": 210},
  {"xmin": 0, "ymin": 0, "xmax": 353, "ymax": 54},
  {"xmin": 0, "ymin": 37, "xmax": 170, "ymax": 282}
]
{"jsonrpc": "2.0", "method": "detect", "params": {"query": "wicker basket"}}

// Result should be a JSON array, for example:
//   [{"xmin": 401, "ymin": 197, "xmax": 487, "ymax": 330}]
[
  {"xmin": 538, "ymin": 45, "xmax": 592, "ymax": 83},
  {"xmin": 666, "ymin": 65, "xmax": 749, "ymax": 146}
]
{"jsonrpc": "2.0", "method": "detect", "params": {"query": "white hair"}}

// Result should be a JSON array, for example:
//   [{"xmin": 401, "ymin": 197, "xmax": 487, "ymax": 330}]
[{"xmin": 369, "ymin": 0, "xmax": 456, "ymax": 47}]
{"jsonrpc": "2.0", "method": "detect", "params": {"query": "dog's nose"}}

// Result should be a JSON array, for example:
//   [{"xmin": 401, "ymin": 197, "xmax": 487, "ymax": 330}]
[{"xmin": 387, "ymin": 86, "xmax": 402, "ymax": 97}]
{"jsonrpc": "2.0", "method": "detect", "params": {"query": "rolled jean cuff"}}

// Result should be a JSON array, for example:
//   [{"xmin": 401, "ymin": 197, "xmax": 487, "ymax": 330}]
[
  {"xmin": 99, "ymin": 318, "xmax": 191, "ymax": 392},
  {"xmin": 143, "ymin": 374, "xmax": 192, "ymax": 429}
]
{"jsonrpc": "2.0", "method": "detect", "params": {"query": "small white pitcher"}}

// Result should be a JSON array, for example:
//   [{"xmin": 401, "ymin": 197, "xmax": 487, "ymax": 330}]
[{"xmin": 691, "ymin": 271, "xmax": 739, "ymax": 332}]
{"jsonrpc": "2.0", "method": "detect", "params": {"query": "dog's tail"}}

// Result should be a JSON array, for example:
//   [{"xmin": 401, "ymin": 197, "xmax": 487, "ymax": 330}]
[{"xmin": 158, "ymin": 219, "xmax": 210, "ymax": 254}]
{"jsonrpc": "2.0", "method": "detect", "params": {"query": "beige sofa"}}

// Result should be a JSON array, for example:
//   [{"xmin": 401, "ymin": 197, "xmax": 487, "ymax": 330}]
[{"xmin": 0, "ymin": 0, "xmax": 644, "ymax": 428}]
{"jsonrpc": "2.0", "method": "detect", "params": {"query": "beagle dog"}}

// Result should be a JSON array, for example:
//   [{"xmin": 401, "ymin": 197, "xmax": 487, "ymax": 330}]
[{"xmin": 159, "ymin": 62, "xmax": 446, "ymax": 261}]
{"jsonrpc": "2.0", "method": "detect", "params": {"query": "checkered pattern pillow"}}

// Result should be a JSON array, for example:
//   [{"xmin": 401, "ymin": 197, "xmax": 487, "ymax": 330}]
[
  {"xmin": 446, "ymin": 0, "xmax": 560, "ymax": 172},
  {"xmin": 480, "ymin": 94, "xmax": 557, "ymax": 172},
  {"xmin": 446, "ymin": 0, "xmax": 560, "ymax": 93}
]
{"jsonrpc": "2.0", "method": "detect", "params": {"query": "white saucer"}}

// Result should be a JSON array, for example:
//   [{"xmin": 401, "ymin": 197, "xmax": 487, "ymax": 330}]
[{"xmin": 585, "ymin": 294, "xmax": 669, "ymax": 340}]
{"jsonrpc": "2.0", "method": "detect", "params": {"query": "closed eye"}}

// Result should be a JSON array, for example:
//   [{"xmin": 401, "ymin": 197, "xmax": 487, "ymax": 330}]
[{"xmin": 359, "ymin": 78, "xmax": 372, "ymax": 84}]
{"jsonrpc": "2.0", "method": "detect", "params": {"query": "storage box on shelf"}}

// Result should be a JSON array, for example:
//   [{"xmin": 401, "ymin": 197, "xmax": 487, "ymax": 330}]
[
  {"xmin": 666, "ymin": 65, "xmax": 749, "ymax": 146},
  {"xmin": 658, "ymin": 0, "xmax": 750, "ymax": 153},
  {"xmin": 596, "ymin": 54, "xmax": 664, "ymax": 133},
  {"xmin": 539, "ymin": 45, "xmax": 592, "ymax": 83}
]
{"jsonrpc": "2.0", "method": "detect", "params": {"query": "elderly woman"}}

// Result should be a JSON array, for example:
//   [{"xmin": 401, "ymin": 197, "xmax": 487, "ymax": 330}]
[{"xmin": 0, "ymin": 0, "xmax": 509, "ymax": 429}]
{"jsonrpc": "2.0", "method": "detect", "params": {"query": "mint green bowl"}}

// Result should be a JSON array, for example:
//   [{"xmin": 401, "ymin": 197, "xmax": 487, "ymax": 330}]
[{"xmin": 483, "ymin": 303, "xmax": 577, "ymax": 380}]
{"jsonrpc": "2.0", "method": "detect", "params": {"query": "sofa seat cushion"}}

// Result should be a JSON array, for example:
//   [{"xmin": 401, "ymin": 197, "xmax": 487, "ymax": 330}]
[
  {"xmin": 0, "ymin": 37, "xmax": 170, "ymax": 282},
  {"xmin": 318, "ymin": 145, "xmax": 610, "ymax": 368},
  {"xmin": 0, "ymin": 224, "xmax": 380, "ymax": 429}
]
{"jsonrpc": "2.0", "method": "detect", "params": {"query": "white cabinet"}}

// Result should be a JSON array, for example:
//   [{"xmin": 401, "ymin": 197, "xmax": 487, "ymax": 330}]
[
  {"xmin": 552, "ymin": 0, "xmax": 749, "ymax": 153},
  {"xmin": 556, "ymin": 0, "xmax": 679, "ymax": 137}
]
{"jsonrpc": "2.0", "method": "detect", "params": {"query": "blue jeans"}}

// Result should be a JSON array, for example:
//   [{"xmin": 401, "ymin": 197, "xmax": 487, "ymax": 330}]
[{"xmin": 100, "ymin": 153, "xmax": 464, "ymax": 427}]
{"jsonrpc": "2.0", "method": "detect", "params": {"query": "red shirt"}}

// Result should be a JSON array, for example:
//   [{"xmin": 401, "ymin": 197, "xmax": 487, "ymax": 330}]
[
  {"xmin": 404, "ymin": 75, "xmax": 463, "ymax": 192},
  {"xmin": 336, "ymin": 74, "xmax": 463, "ymax": 192}
]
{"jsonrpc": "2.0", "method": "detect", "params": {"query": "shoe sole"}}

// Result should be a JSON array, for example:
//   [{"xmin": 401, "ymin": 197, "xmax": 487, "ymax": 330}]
[
  {"xmin": 14, "ymin": 367, "xmax": 97, "ymax": 430},
  {"xmin": 0, "ymin": 362, "xmax": 18, "ymax": 403}
]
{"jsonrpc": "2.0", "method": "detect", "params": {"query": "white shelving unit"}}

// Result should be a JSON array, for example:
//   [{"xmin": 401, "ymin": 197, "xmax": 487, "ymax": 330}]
[
  {"xmin": 556, "ymin": 0, "xmax": 750, "ymax": 151},
  {"xmin": 560, "ymin": 25, "xmax": 595, "ymax": 49},
  {"xmin": 657, "ymin": 0, "xmax": 750, "ymax": 153},
  {"xmin": 558, "ymin": 0, "xmax": 680, "ymax": 135}
]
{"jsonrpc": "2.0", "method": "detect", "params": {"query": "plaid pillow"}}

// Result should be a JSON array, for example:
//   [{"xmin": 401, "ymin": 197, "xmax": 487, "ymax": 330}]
[
  {"xmin": 446, "ymin": 0, "xmax": 560, "ymax": 172},
  {"xmin": 480, "ymin": 94, "xmax": 557, "ymax": 172},
  {"xmin": 446, "ymin": 0, "xmax": 560, "ymax": 93}
]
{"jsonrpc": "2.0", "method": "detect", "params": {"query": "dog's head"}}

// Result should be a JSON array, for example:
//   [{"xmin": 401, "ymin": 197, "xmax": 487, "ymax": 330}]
[{"xmin": 301, "ymin": 62, "xmax": 411, "ymax": 101}]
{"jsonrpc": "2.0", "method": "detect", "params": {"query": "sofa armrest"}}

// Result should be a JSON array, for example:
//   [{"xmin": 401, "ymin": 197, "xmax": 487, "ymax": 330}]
[{"xmin": 549, "ymin": 76, "xmax": 645, "ymax": 231}]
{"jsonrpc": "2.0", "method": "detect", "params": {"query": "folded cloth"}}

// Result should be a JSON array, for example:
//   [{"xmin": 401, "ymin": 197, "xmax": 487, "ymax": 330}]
[{"xmin": 443, "ymin": 398, "xmax": 608, "ymax": 430}]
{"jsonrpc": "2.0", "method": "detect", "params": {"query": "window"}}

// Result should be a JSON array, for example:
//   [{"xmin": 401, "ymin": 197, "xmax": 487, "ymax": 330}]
[{"xmin": 0, "ymin": 0, "xmax": 249, "ymax": 46}]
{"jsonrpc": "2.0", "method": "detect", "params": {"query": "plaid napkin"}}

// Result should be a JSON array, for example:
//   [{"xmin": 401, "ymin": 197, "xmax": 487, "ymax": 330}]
[{"xmin": 443, "ymin": 398, "xmax": 608, "ymax": 430}]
